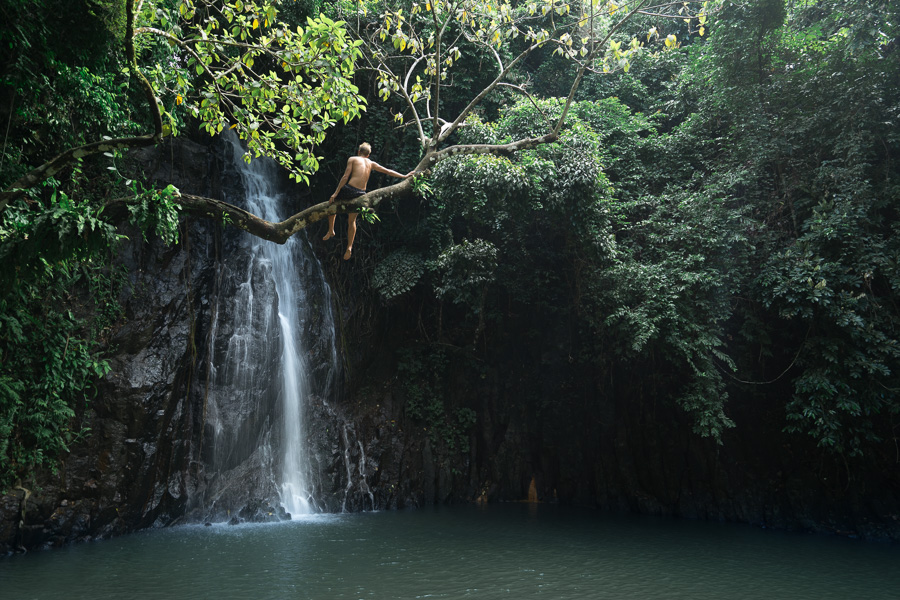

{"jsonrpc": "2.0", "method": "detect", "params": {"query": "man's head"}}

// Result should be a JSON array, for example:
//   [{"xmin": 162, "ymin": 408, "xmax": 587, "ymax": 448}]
[{"xmin": 358, "ymin": 142, "xmax": 372, "ymax": 156}]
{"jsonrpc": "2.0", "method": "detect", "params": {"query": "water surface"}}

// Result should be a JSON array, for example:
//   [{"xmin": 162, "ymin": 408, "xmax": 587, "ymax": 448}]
[{"xmin": 2, "ymin": 504, "xmax": 897, "ymax": 599}]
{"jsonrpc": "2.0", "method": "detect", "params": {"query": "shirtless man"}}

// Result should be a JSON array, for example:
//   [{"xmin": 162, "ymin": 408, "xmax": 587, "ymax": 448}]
[{"xmin": 323, "ymin": 142, "xmax": 414, "ymax": 260}]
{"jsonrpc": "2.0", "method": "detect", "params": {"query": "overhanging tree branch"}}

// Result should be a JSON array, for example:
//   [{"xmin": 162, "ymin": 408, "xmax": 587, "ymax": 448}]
[
  {"xmin": 103, "ymin": 177, "xmax": 416, "ymax": 244},
  {"xmin": 3, "ymin": 0, "xmax": 716, "ymax": 247},
  {"xmin": 101, "ymin": 132, "xmax": 555, "ymax": 245}
]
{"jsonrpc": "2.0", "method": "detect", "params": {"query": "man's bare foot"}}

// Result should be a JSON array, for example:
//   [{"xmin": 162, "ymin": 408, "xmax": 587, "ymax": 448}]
[
  {"xmin": 343, "ymin": 247, "xmax": 352, "ymax": 260},
  {"xmin": 323, "ymin": 231, "xmax": 335, "ymax": 241}
]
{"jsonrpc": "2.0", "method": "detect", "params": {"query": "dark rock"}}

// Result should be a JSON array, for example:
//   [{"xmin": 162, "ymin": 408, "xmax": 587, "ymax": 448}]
[{"xmin": 0, "ymin": 135, "xmax": 370, "ymax": 553}]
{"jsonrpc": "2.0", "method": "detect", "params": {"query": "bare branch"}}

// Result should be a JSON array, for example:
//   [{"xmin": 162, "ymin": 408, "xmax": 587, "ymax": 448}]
[
  {"xmin": 376, "ymin": 63, "xmax": 428, "ymax": 147},
  {"xmin": 497, "ymin": 82, "xmax": 553, "ymax": 130},
  {"xmin": 435, "ymin": 39, "xmax": 541, "ymax": 145},
  {"xmin": 431, "ymin": 3, "xmax": 445, "ymax": 144},
  {"xmin": 403, "ymin": 55, "xmax": 427, "ymax": 96},
  {"xmin": 553, "ymin": 0, "xmax": 650, "ymax": 137},
  {"xmin": 417, "ymin": 133, "xmax": 559, "ymax": 171},
  {"xmin": 489, "ymin": 44, "xmax": 504, "ymax": 73}
]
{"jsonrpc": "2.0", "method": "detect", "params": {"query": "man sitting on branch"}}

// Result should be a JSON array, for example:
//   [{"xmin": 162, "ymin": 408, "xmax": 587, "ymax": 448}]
[{"xmin": 323, "ymin": 142, "xmax": 413, "ymax": 260}]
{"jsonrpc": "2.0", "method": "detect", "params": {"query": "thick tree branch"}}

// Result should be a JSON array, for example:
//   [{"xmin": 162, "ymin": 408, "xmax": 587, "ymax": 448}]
[
  {"xmin": 179, "ymin": 135, "xmax": 559, "ymax": 242},
  {"xmin": 103, "ymin": 178, "xmax": 416, "ymax": 244}
]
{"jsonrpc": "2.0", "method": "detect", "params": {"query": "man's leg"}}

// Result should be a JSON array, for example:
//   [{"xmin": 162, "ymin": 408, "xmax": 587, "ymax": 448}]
[
  {"xmin": 323, "ymin": 214, "xmax": 336, "ymax": 241},
  {"xmin": 344, "ymin": 213, "xmax": 358, "ymax": 260}
]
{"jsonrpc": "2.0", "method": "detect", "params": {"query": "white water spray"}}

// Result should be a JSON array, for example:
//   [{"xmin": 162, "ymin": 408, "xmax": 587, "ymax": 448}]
[{"xmin": 218, "ymin": 132, "xmax": 326, "ymax": 517}]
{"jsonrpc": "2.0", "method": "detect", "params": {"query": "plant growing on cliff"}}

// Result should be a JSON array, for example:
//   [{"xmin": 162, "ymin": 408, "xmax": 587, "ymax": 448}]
[
  {"xmin": 398, "ymin": 346, "xmax": 476, "ymax": 455},
  {"xmin": 0, "ymin": 257, "xmax": 120, "ymax": 491}
]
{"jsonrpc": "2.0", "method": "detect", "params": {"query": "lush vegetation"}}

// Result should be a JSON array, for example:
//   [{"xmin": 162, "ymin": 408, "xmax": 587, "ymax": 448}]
[
  {"xmin": 330, "ymin": 0, "xmax": 899, "ymax": 460},
  {"xmin": 1, "ymin": 0, "xmax": 898, "ymax": 490}
]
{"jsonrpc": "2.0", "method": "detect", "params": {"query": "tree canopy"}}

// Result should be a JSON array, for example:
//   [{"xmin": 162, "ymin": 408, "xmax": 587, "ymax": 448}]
[
  {"xmin": 346, "ymin": 0, "xmax": 900, "ymax": 456},
  {"xmin": 1, "ymin": 0, "xmax": 365, "ymax": 208},
  {"xmin": 2, "ymin": 0, "xmax": 712, "ymax": 241}
]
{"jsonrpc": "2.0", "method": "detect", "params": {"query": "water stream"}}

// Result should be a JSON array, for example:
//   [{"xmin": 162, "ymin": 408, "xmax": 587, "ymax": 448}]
[{"xmin": 202, "ymin": 133, "xmax": 338, "ymax": 519}]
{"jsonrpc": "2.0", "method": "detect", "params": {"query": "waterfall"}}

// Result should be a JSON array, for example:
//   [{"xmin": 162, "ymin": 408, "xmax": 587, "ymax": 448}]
[{"xmin": 201, "ymin": 132, "xmax": 338, "ymax": 520}]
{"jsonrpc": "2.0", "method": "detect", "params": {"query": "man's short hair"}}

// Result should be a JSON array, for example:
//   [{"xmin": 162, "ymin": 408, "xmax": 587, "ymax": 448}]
[{"xmin": 358, "ymin": 142, "xmax": 372, "ymax": 156}]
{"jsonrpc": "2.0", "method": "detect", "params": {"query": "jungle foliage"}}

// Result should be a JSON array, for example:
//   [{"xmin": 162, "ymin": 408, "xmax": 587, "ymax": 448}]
[
  {"xmin": 0, "ymin": 244, "xmax": 123, "ymax": 490},
  {"xmin": 355, "ymin": 0, "xmax": 900, "ymax": 457},
  {"xmin": 1, "ymin": 0, "xmax": 899, "ymax": 488}
]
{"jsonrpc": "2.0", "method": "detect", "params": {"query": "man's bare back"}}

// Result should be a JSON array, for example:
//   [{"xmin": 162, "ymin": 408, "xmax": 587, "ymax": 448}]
[
  {"xmin": 343, "ymin": 155, "xmax": 377, "ymax": 191},
  {"xmin": 322, "ymin": 142, "xmax": 414, "ymax": 260}
]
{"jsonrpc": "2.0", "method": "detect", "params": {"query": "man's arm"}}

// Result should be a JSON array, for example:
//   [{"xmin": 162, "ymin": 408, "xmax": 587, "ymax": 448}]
[
  {"xmin": 372, "ymin": 162, "xmax": 414, "ymax": 179},
  {"xmin": 330, "ymin": 159, "xmax": 354, "ymax": 202}
]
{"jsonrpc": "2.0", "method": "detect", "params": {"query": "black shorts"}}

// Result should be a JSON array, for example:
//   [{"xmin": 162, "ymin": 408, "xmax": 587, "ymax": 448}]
[{"xmin": 336, "ymin": 184, "xmax": 367, "ymax": 200}]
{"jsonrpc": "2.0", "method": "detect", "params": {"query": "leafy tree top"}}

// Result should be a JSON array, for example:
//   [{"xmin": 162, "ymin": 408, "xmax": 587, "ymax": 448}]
[
  {"xmin": 343, "ymin": 0, "xmax": 712, "ymax": 151},
  {"xmin": 1, "ymin": 0, "xmax": 714, "ymax": 244}
]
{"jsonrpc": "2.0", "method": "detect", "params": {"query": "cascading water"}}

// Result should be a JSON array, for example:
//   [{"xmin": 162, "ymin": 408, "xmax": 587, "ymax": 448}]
[{"xmin": 201, "ymin": 132, "xmax": 340, "ymax": 519}]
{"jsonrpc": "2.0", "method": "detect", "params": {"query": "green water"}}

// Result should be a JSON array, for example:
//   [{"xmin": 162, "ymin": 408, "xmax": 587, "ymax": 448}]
[{"xmin": 1, "ymin": 504, "xmax": 898, "ymax": 599}]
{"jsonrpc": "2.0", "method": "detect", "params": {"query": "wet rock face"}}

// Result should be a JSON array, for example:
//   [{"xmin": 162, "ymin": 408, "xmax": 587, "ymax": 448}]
[
  {"xmin": 0, "ymin": 139, "xmax": 231, "ymax": 551},
  {"xmin": 0, "ymin": 224, "xmax": 213, "ymax": 552},
  {"xmin": 204, "ymin": 247, "xmax": 282, "ymax": 477},
  {"xmin": 0, "ymin": 139, "xmax": 225, "ymax": 553},
  {"xmin": 191, "ymin": 234, "xmax": 284, "ymax": 523},
  {"xmin": 303, "ymin": 258, "xmax": 900, "ymax": 541},
  {"xmin": 0, "ymin": 136, "xmax": 371, "ymax": 553}
]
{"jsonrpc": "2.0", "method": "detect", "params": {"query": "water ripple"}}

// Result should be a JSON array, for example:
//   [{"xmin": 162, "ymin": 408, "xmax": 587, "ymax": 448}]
[{"xmin": 2, "ymin": 505, "xmax": 898, "ymax": 600}]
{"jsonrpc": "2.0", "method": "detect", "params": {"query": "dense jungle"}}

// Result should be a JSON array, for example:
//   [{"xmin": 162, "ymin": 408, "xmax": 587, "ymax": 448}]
[{"xmin": 1, "ymin": 0, "xmax": 899, "ymax": 552}]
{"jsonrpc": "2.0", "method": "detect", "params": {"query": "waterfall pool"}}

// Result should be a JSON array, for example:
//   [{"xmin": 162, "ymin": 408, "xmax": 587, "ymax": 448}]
[{"xmin": 2, "ymin": 504, "xmax": 898, "ymax": 599}]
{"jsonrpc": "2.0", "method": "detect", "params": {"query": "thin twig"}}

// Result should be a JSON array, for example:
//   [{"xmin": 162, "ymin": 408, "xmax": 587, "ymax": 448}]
[
  {"xmin": 716, "ymin": 324, "xmax": 812, "ymax": 385},
  {"xmin": 1, "ymin": 89, "xmax": 14, "ymax": 168},
  {"xmin": 497, "ymin": 82, "xmax": 552, "ymax": 130}
]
